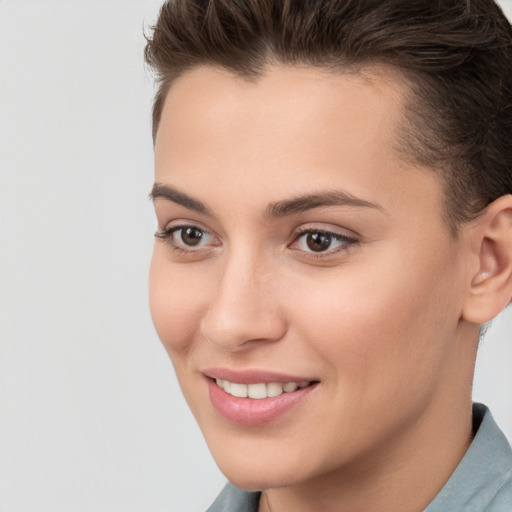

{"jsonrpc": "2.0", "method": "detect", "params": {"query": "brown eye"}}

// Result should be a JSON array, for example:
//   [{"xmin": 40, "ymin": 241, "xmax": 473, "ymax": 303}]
[
  {"xmin": 290, "ymin": 228, "xmax": 357, "ymax": 256},
  {"xmin": 181, "ymin": 227, "xmax": 204, "ymax": 246},
  {"xmin": 306, "ymin": 232, "xmax": 333, "ymax": 252},
  {"xmin": 155, "ymin": 224, "xmax": 218, "ymax": 253}
]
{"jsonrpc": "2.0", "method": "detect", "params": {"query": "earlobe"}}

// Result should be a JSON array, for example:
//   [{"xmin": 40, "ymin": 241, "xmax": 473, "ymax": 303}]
[{"xmin": 462, "ymin": 195, "xmax": 512, "ymax": 324}]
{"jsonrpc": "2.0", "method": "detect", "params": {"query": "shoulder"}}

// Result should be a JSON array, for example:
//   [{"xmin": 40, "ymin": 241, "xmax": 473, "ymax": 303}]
[{"xmin": 205, "ymin": 483, "xmax": 261, "ymax": 512}]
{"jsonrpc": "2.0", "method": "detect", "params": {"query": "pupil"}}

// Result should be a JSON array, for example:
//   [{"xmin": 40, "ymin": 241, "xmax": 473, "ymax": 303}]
[
  {"xmin": 181, "ymin": 227, "xmax": 203, "ymax": 246},
  {"xmin": 306, "ymin": 232, "xmax": 331, "ymax": 252}
]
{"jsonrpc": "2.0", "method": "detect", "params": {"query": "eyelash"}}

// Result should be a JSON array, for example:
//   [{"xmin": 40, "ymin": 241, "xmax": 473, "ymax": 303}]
[
  {"xmin": 291, "ymin": 227, "xmax": 358, "ymax": 258},
  {"xmin": 154, "ymin": 225, "xmax": 217, "ymax": 254},
  {"xmin": 154, "ymin": 224, "xmax": 358, "ymax": 258}
]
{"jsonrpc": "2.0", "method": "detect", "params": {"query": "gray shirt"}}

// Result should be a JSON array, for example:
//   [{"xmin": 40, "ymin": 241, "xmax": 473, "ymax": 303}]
[{"xmin": 206, "ymin": 403, "xmax": 512, "ymax": 512}]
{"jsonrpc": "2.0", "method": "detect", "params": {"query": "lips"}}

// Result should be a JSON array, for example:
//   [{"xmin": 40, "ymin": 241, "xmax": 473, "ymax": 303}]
[{"xmin": 204, "ymin": 368, "xmax": 319, "ymax": 425}]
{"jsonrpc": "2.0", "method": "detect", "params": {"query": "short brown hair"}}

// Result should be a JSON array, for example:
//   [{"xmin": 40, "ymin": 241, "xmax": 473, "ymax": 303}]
[{"xmin": 145, "ymin": 0, "xmax": 512, "ymax": 231}]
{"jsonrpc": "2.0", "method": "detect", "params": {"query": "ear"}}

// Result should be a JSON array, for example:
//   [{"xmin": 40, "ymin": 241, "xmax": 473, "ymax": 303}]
[{"xmin": 462, "ymin": 194, "xmax": 512, "ymax": 324}]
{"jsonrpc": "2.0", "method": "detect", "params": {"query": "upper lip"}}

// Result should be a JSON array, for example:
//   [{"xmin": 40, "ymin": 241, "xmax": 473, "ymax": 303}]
[{"xmin": 202, "ymin": 367, "xmax": 317, "ymax": 384}]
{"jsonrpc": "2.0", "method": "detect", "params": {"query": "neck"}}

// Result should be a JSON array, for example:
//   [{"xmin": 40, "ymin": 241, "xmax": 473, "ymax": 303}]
[{"xmin": 259, "ymin": 398, "xmax": 474, "ymax": 512}]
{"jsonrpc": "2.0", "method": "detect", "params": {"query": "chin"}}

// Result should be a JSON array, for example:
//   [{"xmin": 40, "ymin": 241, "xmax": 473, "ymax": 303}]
[
  {"xmin": 220, "ymin": 466, "xmax": 299, "ymax": 492},
  {"xmin": 210, "ymin": 445, "xmax": 312, "ymax": 492}
]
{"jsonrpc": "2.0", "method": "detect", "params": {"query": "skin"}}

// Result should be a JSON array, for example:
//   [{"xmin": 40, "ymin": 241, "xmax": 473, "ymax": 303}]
[{"xmin": 149, "ymin": 65, "xmax": 512, "ymax": 512}]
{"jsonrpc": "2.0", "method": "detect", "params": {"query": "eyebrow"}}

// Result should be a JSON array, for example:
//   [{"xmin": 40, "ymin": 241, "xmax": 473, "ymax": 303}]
[
  {"xmin": 150, "ymin": 183, "xmax": 384, "ymax": 218},
  {"xmin": 265, "ymin": 190, "xmax": 385, "ymax": 218},
  {"xmin": 150, "ymin": 183, "xmax": 212, "ymax": 216}
]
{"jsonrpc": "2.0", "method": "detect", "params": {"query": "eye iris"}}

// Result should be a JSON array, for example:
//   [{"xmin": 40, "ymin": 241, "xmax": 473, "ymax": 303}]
[
  {"xmin": 306, "ymin": 232, "xmax": 331, "ymax": 252},
  {"xmin": 181, "ymin": 227, "xmax": 203, "ymax": 246}
]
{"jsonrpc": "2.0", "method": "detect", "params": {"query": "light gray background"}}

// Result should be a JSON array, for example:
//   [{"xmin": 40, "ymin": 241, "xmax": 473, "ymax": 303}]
[{"xmin": 0, "ymin": 1, "xmax": 510, "ymax": 511}]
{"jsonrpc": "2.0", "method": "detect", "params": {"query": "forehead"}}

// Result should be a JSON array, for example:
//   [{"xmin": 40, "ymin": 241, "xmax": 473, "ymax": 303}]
[
  {"xmin": 154, "ymin": 64, "xmax": 443, "ymax": 224},
  {"xmin": 155, "ymin": 64, "xmax": 409, "ymax": 159}
]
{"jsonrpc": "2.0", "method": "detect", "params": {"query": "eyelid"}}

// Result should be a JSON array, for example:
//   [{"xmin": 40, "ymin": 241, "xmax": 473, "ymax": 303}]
[
  {"xmin": 293, "ymin": 223, "xmax": 358, "ymax": 238},
  {"xmin": 157, "ymin": 218, "xmax": 216, "ymax": 239},
  {"xmin": 293, "ymin": 223, "xmax": 359, "ymax": 243}
]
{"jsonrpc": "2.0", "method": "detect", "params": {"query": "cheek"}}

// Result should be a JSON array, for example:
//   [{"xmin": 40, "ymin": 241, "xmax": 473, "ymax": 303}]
[
  {"xmin": 149, "ymin": 249, "xmax": 209, "ymax": 354},
  {"xmin": 288, "ymin": 247, "xmax": 461, "ymax": 394}
]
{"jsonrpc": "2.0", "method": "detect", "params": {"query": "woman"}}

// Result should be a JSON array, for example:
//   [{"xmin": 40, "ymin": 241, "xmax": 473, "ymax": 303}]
[{"xmin": 146, "ymin": 1, "xmax": 512, "ymax": 510}]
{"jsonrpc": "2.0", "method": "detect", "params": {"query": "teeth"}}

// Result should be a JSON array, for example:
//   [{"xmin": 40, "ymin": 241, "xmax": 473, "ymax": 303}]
[
  {"xmin": 283, "ymin": 382, "xmax": 298, "ymax": 392},
  {"xmin": 215, "ymin": 379, "xmax": 311, "ymax": 399},
  {"xmin": 230, "ymin": 382, "xmax": 248, "ymax": 398},
  {"xmin": 215, "ymin": 379, "xmax": 232, "ymax": 393},
  {"xmin": 248, "ymin": 383, "xmax": 267, "ymax": 399},
  {"xmin": 266, "ymin": 382, "xmax": 284, "ymax": 397}
]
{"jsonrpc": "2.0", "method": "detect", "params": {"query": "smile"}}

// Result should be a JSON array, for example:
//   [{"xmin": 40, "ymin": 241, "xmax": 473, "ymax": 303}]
[
  {"xmin": 215, "ymin": 378, "xmax": 311, "ymax": 399},
  {"xmin": 207, "ymin": 375, "xmax": 319, "ymax": 425}
]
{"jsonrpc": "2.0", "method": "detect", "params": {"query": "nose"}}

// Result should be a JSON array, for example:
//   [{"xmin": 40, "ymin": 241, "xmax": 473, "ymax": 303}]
[{"xmin": 199, "ymin": 249, "xmax": 287, "ymax": 351}]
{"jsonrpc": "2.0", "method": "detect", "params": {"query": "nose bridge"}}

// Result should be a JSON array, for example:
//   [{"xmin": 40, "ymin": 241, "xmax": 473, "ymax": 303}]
[{"xmin": 200, "ymin": 243, "xmax": 285, "ymax": 350}]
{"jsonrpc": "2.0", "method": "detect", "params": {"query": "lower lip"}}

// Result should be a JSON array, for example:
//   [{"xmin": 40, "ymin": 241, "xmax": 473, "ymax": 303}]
[{"xmin": 207, "ymin": 379, "xmax": 318, "ymax": 426}]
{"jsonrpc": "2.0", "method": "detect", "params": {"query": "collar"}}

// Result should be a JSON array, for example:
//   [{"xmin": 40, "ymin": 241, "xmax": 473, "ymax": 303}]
[{"xmin": 425, "ymin": 403, "xmax": 512, "ymax": 511}]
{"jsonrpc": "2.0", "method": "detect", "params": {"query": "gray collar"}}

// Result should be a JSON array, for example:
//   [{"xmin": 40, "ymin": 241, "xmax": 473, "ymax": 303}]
[{"xmin": 425, "ymin": 403, "xmax": 512, "ymax": 512}]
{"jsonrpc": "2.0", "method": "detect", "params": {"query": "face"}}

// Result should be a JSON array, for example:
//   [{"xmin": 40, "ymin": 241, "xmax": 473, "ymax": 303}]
[{"xmin": 150, "ymin": 65, "xmax": 475, "ymax": 491}]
